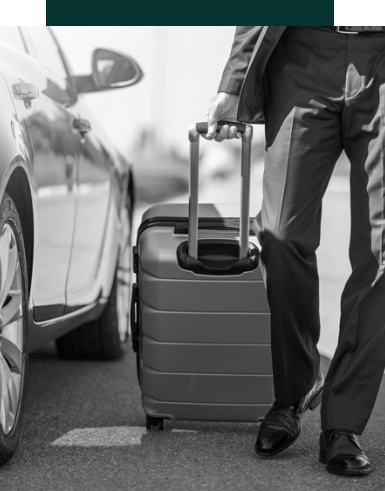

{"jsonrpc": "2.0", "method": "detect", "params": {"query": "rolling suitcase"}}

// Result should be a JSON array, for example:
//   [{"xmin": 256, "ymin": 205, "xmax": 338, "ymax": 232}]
[{"xmin": 131, "ymin": 122, "xmax": 274, "ymax": 429}]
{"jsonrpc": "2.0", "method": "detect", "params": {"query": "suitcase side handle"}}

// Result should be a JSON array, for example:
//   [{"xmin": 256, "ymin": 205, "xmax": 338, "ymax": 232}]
[
  {"xmin": 187, "ymin": 121, "xmax": 253, "ymax": 260},
  {"xmin": 130, "ymin": 283, "xmax": 139, "ymax": 353}
]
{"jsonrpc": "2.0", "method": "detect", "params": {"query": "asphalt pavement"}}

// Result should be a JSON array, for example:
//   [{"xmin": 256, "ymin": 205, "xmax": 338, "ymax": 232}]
[
  {"xmin": 1, "ymin": 164, "xmax": 385, "ymax": 489},
  {"xmin": 1, "ymin": 345, "xmax": 385, "ymax": 490}
]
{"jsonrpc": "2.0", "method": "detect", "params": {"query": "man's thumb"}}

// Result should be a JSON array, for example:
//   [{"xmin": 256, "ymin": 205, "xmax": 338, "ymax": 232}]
[{"xmin": 206, "ymin": 102, "xmax": 222, "ymax": 136}]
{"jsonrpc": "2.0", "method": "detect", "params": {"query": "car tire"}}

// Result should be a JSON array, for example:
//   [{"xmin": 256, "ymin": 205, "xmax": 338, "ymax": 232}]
[
  {"xmin": 55, "ymin": 196, "xmax": 132, "ymax": 361},
  {"xmin": 0, "ymin": 193, "xmax": 29, "ymax": 466}
]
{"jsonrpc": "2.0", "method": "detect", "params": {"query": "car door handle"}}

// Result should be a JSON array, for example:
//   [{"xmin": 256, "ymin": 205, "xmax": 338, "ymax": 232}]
[
  {"xmin": 73, "ymin": 118, "xmax": 91, "ymax": 137},
  {"xmin": 12, "ymin": 83, "xmax": 40, "ymax": 108}
]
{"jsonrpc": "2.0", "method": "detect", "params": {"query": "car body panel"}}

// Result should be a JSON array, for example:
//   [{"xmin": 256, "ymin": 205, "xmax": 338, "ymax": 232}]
[
  {"xmin": 0, "ymin": 41, "xmax": 78, "ymax": 320},
  {"xmin": 0, "ymin": 28, "xmax": 137, "ymax": 351}
]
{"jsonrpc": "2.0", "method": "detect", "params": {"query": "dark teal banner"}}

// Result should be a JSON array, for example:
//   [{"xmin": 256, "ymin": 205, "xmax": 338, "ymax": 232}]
[{"xmin": 46, "ymin": 0, "xmax": 333, "ymax": 26}]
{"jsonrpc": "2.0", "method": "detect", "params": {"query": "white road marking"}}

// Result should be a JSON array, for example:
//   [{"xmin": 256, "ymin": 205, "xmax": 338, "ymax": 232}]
[
  {"xmin": 51, "ymin": 426, "xmax": 200, "ymax": 447},
  {"xmin": 51, "ymin": 426, "xmax": 147, "ymax": 446}
]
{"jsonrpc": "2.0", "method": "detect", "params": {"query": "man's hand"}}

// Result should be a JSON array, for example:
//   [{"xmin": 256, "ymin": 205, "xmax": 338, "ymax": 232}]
[{"xmin": 205, "ymin": 92, "xmax": 240, "ymax": 141}]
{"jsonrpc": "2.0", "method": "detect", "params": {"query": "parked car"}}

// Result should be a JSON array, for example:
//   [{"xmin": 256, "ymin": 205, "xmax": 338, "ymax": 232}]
[{"xmin": 0, "ymin": 26, "xmax": 142, "ymax": 465}]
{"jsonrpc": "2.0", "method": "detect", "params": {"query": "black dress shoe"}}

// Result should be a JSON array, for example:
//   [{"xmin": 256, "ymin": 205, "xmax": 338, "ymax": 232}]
[
  {"xmin": 319, "ymin": 430, "xmax": 371, "ymax": 476},
  {"xmin": 256, "ymin": 371, "xmax": 324, "ymax": 457}
]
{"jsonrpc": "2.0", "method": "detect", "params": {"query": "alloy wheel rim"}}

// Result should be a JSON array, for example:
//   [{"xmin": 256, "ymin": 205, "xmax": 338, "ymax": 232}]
[
  {"xmin": 117, "ymin": 206, "xmax": 131, "ymax": 342},
  {"xmin": 0, "ymin": 222, "xmax": 24, "ymax": 435}
]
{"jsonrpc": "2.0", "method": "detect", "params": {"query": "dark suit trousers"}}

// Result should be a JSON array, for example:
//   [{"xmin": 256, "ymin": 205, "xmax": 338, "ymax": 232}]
[{"xmin": 254, "ymin": 26, "xmax": 385, "ymax": 434}]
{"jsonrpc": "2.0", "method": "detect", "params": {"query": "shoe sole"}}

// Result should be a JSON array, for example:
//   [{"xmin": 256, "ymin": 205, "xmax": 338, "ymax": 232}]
[{"xmin": 319, "ymin": 449, "xmax": 371, "ymax": 476}]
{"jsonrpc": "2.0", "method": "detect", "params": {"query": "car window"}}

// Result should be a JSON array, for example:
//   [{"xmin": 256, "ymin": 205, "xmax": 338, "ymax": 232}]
[
  {"xmin": 0, "ymin": 27, "xmax": 26, "ymax": 53},
  {"xmin": 25, "ymin": 27, "xmax": 68, "ymax": 80}
]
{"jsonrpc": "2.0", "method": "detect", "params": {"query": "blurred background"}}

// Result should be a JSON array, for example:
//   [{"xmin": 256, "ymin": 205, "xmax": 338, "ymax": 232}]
[
  {"xmin": 53, "ymin": 26, "xmax": 351, "ymax": 359},
  {"xmin": 53, "ymin": 26, "xmax": 266, "ymax": 203}
]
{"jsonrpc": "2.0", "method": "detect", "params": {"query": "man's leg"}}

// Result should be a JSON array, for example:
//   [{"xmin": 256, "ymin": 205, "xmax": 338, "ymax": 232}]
[
  {"xmin": 256, "ymin": 27, "xmax": 344, "ymax": 406},
  {"xmin": 321, "ymin": 33, "xmax": 385, "ymax": 435}
]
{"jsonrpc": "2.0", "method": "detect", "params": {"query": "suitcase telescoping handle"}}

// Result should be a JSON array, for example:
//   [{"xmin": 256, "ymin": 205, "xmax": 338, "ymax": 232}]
[{"xmin": 188, "ymin": 121, "xmax": 253, "ymax": 260}]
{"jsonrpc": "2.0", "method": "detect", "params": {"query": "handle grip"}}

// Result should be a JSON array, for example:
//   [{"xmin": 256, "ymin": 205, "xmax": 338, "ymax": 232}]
[
  {"xmin": 188, "ymin": 121, "xmax": 253, "ymax": 260},
  {"xmin": 196, "ymin": 121, "xmax": 247, "ymax": 135}
]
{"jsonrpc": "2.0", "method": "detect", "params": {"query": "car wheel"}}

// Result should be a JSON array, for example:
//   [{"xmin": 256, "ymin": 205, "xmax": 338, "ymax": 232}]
[
  {"xmin": 0, "ymin": 194, "xmax": 28, "ymax": 466},
  {"xmin": 56, "ymin": 196, "xmax": 132, "ymax": 360}
]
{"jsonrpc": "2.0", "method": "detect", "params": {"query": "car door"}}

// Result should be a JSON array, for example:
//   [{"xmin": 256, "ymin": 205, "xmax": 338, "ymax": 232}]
[
  {"xmin": 40, "ymin": 30, "xmax": 115, "ymax": 312},
  {"xmin": 13, "ymin": 27, "xmax": 80, "ymax": 321},
  {"xmin": 63, "ymin": 92, "xmax": 114, "ymax": 312}
]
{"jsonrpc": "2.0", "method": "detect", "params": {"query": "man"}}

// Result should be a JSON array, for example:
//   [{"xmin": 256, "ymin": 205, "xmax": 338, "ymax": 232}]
[{"xmin": 204, "ymin": 26, "xmax": 385, "ymax": 476}]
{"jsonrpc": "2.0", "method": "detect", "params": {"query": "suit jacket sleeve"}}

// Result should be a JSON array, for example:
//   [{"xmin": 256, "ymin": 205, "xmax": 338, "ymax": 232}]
[{"xmin": 218, "ymin": 26, "xmax": 264, "ymax": 95}]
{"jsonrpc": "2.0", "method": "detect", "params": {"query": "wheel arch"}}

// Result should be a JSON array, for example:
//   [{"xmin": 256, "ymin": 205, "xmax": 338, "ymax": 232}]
[{"xmin": 5, "ymin": 166, "xmax": 34, "ymax": 294}]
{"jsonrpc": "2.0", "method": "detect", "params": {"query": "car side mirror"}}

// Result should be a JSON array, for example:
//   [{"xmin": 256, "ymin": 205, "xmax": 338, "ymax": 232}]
[
  {"xmin": 74, "ymin": 48, "xmax": 143, "ymax": 94},
  {"xmin": 92, "ymin": 48, "xmax": 143, "ymax": 89}
]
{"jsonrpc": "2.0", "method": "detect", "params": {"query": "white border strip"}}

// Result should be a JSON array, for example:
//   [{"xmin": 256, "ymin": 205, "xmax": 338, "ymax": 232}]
[
  {"xmin": 3, "ymin": 3, "xmax": 46, "ymax": 26},
  {"xmin": 335, "ymin": 1, "xmax": 385, "ymax": 25}
]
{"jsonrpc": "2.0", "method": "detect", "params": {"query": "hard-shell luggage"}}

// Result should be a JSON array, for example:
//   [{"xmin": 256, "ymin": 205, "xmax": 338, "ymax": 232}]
[{"xmin": 131, "ymin": 122, "xmax": 274, "ymax": 429}]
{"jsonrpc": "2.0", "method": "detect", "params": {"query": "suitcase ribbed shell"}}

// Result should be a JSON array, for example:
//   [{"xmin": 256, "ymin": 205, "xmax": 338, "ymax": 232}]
[{"xmin": 135, "ymin": 204, "xmax": 274, "ymax": 422}]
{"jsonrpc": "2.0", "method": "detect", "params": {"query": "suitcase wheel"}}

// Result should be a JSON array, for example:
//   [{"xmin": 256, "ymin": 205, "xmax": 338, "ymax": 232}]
[{"xmin": 146, "ymin": 415, "xmax": 164, "ymax": 430}]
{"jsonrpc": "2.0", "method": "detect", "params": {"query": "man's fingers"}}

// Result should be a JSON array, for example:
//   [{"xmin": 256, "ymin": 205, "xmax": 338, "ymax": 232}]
[
  {"xmin": 215, "ymin": 124, "xmax": 240, "ymax": 141},
  {"xmin": 228, "ymin": 125, "xmax": 238, "ymax": 139},
  {"xmin": 215, "ymin": 125, "xmax": 230, "ymax": 142}
]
